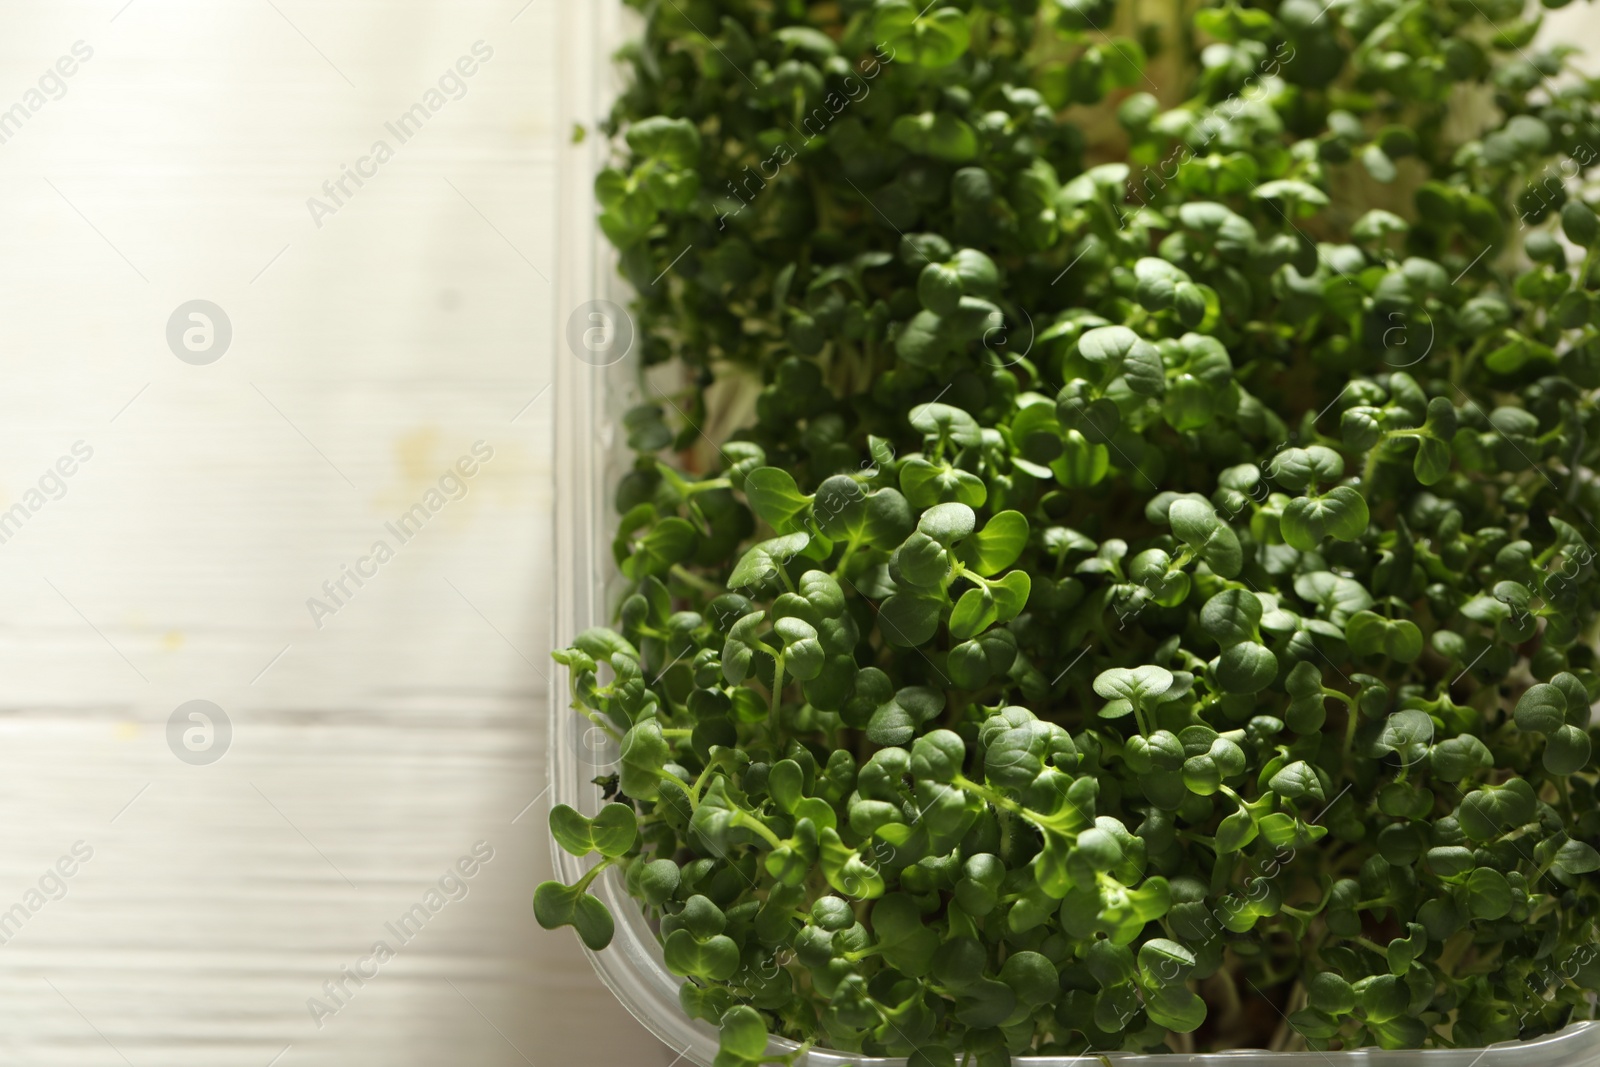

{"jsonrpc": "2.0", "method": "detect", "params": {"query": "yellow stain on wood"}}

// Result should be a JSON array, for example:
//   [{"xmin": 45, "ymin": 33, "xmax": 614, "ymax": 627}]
[{"xmin": 370, "ymin": 427, "xmax": 531, "ymax": 535}]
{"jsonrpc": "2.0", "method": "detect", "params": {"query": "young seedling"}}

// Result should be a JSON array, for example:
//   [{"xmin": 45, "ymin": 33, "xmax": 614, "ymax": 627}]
[{"xmin": 538, "ymin": 0, "xmax": 1600, "ymax": 1060}]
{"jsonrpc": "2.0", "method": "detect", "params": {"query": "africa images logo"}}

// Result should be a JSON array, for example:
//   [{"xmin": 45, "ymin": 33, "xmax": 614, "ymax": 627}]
[{"xmin": 306, "ymin": 441, "xmax": 495, "ymax": 629}]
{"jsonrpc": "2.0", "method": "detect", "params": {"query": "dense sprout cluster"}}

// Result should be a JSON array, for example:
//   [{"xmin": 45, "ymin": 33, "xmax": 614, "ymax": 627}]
[{"xmin": 537, "ymin": 0, "xmax": 1600, "ymax": 1062}]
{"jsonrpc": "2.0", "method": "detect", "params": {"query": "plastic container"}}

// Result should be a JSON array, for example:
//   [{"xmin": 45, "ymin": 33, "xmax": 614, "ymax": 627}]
[{"xmin": 548, "ymin": 5, "xmax": 1600, "ymax": 1064}]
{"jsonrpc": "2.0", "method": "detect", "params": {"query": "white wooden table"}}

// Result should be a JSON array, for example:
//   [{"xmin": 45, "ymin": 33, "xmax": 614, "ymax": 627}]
[{"xmin": 0, "ymin": 1, "xmax": 665, "ymax": 1063}]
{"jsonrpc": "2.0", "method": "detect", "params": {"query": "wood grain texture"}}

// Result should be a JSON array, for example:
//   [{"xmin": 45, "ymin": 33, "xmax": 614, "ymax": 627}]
[{"xmin": 0, "ymin": 1, "xmax": 667, "ymax": 1064}]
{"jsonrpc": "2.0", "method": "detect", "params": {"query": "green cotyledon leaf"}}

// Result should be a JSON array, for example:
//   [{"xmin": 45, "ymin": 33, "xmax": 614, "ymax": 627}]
[
  {"xmin": 549, "ymin": 802, "xmax": 638, "ymax": 858},
  {"xmin": 534, "ymin": 881, "xmax": 615, "ymax": 951},
  {"xmin": 742, "ymin": 467, "xmax": 811, "ymax": 531},
  {"xmin": 953, "ymin": 510, "xmax": 1029, "ymax": 575},
  {"xmin": 1281, "ymin": 487, "xmax": 1370, "ymax": 550},
  {"xmin": 1168, "ymin": 498, "xmax": 1243, "ymax": 577}
]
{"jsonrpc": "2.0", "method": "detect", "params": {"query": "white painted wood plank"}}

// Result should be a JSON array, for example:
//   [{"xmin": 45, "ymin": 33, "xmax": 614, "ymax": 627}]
[{"xmin": 0, "ymin": 1, "xmax": 667, "ymax": 1063}]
